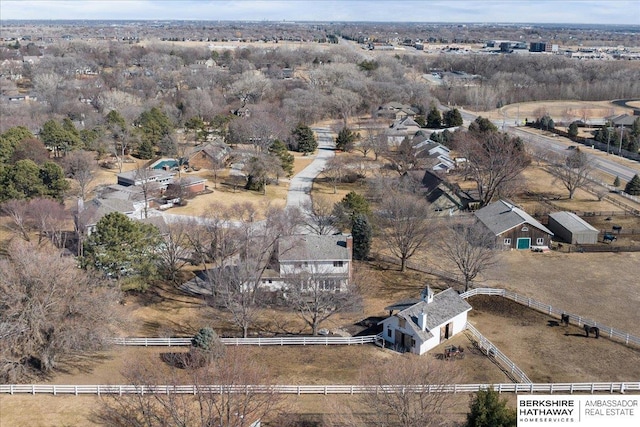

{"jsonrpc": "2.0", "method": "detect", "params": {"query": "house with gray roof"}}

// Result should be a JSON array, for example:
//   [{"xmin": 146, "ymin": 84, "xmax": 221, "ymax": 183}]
[
  {"xmin": 379, "ymin": 287, "xmax": 472, "ymax": 355},
  {"xmin": 475, "ymin": 200, "xmax": 553, "ymax": 250}
]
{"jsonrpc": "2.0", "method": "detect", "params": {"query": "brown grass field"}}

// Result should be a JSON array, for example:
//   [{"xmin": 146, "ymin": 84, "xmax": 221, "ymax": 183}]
[{"xmin": 2, "ymin": 101, "xmax": 640, "ymax": 425}]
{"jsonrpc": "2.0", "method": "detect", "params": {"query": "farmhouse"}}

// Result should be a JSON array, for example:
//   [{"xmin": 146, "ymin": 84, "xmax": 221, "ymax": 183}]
[
  {"xmin": 475, "ymin": 200, "xmax": 553, "ymax": 250},
  {"xmin": 379, "ymin": 287, "xmax": 472, "ymax": 355},
  {"xmin": 265, "ymin": 234, "xmax": 353, "ymax": 291},
  {"xmin": 181, "ymin": 234, "xmax": 353, "ymax": 295},
  {"xmin": 547, "ymin": 211, "xmax": 599, "ymax": 244}
]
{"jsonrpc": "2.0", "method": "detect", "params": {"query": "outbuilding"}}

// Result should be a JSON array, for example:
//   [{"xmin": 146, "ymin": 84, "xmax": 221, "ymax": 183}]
[{"xmin": 547, "ymin": 211, "xmax": 599, "ymax": 244}]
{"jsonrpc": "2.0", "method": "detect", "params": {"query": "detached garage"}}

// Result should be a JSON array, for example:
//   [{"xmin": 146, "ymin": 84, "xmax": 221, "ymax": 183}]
[{"xmin": 548, "ymin": 212, "xmax": 599, "ymax": 244}]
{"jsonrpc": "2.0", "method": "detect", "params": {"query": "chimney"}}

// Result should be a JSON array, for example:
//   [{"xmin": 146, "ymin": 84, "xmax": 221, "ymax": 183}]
[
  {"xmin": 417, "ymin": 310, "xmax": 427, "ymax": 331},
  {"xmin": 345, "ymin": 234, "xmax": 353, "ymax": 257}
]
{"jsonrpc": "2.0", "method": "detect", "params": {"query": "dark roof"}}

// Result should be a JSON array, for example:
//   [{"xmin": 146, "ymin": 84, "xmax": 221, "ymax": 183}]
[
  {"xmin": 475, "ymin": 200, "xmax": 553, "ymax": 236},
  {"xmin": 278, "ymin": 234, "xmax": 351, "ymax": 262},
  {"xmin": 420, "ymin": 170, "xmax": 444, "ymax": 193}
]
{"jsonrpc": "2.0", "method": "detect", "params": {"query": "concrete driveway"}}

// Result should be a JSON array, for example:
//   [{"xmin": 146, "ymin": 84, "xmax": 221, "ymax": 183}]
[{"xmin": 285, "ymin": 127, "xmax": 336, "ymax": 212}]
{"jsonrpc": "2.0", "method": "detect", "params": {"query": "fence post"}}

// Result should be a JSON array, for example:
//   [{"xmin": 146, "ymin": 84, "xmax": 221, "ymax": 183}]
[
  {"xmin": 119, "ymin": 385, "xmax": 122, "ymax": 396},
  {"xmin": 74, "ymin": 386, "xmax": 78, "ymax": 396},
  {"xmin": 570, "ymin": 383, "xmax": 574, "ymax": 394},
  {"xmin": 32, "ymin": 385, "xmax": 35, "ymax": 395},
  {"xmin": 10, "ymin": 384, "xmax": 14, "ymax": 395},
  {"xmin": 97, "ymin": 385, "xmax": 100, "ymax": 397},
  {"xmin": 591, "ymin": 383, "xmax": 595, "ymax": 394},
  {"xmin": 621, "ymin": 383, "xmax": 625, "ymax": 394},
  {"xmin": 53, "ymin": 385, "xmax": 56, "ymax": 396}
]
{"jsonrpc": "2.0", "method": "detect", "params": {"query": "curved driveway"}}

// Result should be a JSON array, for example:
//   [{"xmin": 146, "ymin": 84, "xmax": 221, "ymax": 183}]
[{"xmin": 285, "ymin": 127, "xmax": 336, "ymax": 212}]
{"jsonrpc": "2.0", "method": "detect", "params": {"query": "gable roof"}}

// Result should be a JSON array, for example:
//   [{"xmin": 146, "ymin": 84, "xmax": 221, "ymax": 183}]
[
  {"xmin": 278, "ymin": 234, "xmax": 351, "ymax": 262},
  {"xmin": 548, "ymin": 211, "xmax": 598, "ymax": 233},
  {"xmin": 383, "ymin": 288, "xmax": 472, "ymax": 342},
  {"xmin": 475, "ymin": 200, "xmax": 553, "ymax": 236}
]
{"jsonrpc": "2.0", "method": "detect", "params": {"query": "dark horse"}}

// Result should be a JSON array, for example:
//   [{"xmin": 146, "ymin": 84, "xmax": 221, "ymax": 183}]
[
  {"xmin": 561, "ymin": 314, "xmax": 570, "ymax": 326},
  {"xmin": 584, "ymin": 324, "xmax": 600, "ymax": 338}
]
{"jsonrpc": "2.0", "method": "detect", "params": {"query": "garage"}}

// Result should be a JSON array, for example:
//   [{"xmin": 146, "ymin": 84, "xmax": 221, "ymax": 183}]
[{"xmin": 547, "ymin": 211, "xmax": 599, "ymax": 244}]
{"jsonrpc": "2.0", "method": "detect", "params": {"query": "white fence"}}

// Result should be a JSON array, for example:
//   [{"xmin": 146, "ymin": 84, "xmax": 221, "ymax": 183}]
[
  {"xmin": 460, "ymin": 288, "xmax": 640, "ymax": 347},
  {"xmin": 2, "ymin": 382, "xmax": 638, "ymax": 396},
  {"xmin": 111, "ymin": 335, "xmax": 378, "ymax": 347},
  {"xmin": 465, "ymin": 322, "xmax": 532, "ymax": 384}
]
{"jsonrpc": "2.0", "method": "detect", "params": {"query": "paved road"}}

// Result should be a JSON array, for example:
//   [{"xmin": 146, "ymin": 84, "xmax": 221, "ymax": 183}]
[
  {"xmin": 456, "ymin": 106, "xmax": 640, "ymax": 183},
  {"xmin": 285, "ymin": 127, "xmax": 336, "ymax": 212}
]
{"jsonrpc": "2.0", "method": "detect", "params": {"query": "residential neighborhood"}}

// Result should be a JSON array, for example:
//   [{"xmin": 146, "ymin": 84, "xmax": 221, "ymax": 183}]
[{"xmin": 1, "ymin": 2, "xmax": 640, "ymax": 426}]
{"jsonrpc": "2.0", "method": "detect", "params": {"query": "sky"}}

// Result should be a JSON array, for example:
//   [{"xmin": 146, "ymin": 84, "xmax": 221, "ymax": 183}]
[{"xmin": 1, "ymin": 0, "xmax": 639, "ymax": 25}]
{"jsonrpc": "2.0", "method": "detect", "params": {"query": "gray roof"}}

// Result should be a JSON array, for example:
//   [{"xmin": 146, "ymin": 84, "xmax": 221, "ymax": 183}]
[
  {"xmin": 278, "ymin": 234, "xmax": 351, "ymax": 262},
  {"xmin": 548, "ymin": 211, "xmax": 598, "ymax": 233},
  {"xmin": 81, "ymin": 198, "xmax": 136, "ymax": 226},
  {"xmin": 475, "ymin": 200, "xmax": 553, "ymax": 236},
  {"xmin": 117, "ymin": 169, "xmax": 175, "ymax": 181},
  {"xmin": 385, "ymin": 288, "xmax": 472, "ymax": 342}
]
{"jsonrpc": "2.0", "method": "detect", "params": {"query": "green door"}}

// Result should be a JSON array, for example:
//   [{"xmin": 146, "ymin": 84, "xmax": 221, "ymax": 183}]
[{"xmin": 517, "ymin": 238, "xmax": 531, "ymax": 250}]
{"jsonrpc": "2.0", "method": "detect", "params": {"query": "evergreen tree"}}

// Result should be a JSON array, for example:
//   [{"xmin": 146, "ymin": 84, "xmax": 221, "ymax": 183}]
[
  {"xmin": 625, "ymin": 174, "xmax": 640, "ymax": 196},
  {"xmin": 443, "ymin": 108, "xmax": 464, "ymax": 127},
  {"xmin": 466, "ymin": 387, "xmax": 516, "ymax": 427},
  {"xmin": 0, "ymin": 126, "xmax": 34, "ymax": 164},
  {"xmin": 426, "ymin": 105, "xmax": 442, "ymax": 128},
  {"xmin": 269, "ymin": 139, "xmax": 294, "ymax": 177},
  {"xmin": 137, "ymin": 138, "xmax": 155, "ymax": 159},
  {"xmin": 106, "ymin": 109, "xmax": 126, "ymax": 130},
  {"xmin": 351, "ymin": 213, "xmax": 372, "ymax": 260},
  {"xmin": 292, "ymin": 124, "xmax": 317, "ymax": 154},
  {"xmin": 0, "ymin": 159, "xmax": 44, "ymax": 201},
  {"xmin": 83, "ymin": 212, "xmax": 162, "ymax": 283},
  {"xmin": 335, "ymin": 127, "xmax": 357, "ymax": 152},
  {"xmin": 38, "ymin": 161, "xmax": 69, "ymax": 201},
  {"xmin": 469, "ymin": 116, "xmax": 498, "ymax": 134},
  {"xmin": 568, "ymin": 121, "xmax": 579, "ymax": 138},
  {"xmin": 613, "ymin": 176, "xmax": 621, "ymax": 187},
  {"xmin": 190, "ymin": 327, "xmax": 224, "ymax": 364}
]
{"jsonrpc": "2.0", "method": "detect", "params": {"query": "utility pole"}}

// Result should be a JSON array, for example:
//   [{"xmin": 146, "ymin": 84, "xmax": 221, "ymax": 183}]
[
  {"xmin": 606, "ymin": 122, "xmax": 611, "ymax": 154},
  {"xmin": 618, "ymin": 124, "xmax": 624, "ymax": 156}
]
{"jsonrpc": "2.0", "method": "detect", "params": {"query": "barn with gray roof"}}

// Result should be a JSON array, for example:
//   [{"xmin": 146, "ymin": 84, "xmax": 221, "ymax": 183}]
[{"xmin": 547, "ymin": 211, "xmax": 599, "ymax": 244}]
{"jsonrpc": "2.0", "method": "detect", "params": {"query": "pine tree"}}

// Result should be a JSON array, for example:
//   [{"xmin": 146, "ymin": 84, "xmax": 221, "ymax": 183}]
[
  {"xmin": 625, "ymin": 174, "xmax": 640, "ymax": 196},
  {"xmin": 613, "ymin": 176, "xmax": 621, "ymax": 187},
  {"xmin": 426, "ymin": 105, "xmax": 442, "ymax": 128},
  {"xmin": 292, "ymin": 124, "xmax": 317, "ymax": 154},
  {"xmin": 335, "ymin": 127, "xmax": 356, "ymax": 152},
  {"xmin": 466, "ymin": 387, "xmax": 516, "ymax": 427},
  {"xmin": 351, "ymin": 213, "xmax": 372, "ymax": 260},
  {"xmin": 443, "ymin": 108, "xmax": 464, "ymax": 127},
  {"xmin": 568, "ymin": 121, "xmax": 579, "ymax": 138}
]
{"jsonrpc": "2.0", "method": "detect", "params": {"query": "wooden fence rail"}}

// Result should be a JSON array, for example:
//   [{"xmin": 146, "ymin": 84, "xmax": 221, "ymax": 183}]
[
  {"xmin": 111, "ymin": 336, "xmax": 378, "ymax": 347},
  {"xmin": 465, "ymin": 323, "xmax": 532, "ymax": 384},
  {"xmin": 2, "ymin": 382, "xmax": 638, "ymax": 396},
  {"xmin": 461, "ymin": 288, "xmax": 640, "ymax": 347}
]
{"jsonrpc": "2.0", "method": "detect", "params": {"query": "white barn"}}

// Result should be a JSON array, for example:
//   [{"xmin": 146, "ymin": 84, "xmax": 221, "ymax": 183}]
[{"xmin": 379, "ymin": 287, "xmax": 472, "ymax": 355}]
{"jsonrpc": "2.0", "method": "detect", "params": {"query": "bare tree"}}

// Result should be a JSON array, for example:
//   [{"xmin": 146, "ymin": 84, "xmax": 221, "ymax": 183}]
[
  {"xmin": 549, "ymin": 148, "xmax": 594, "ymax": 199},
  {"xmin": 63, "ymin": 150, "xmax": 97, "ymax": 201},
  {"xmin": 98, "ymin": 348, "xmax": 285, "ymax": 427},
  {"xmin": 0, "ymin": 241, "xmax": 122, "ymax": 382},
  {"xmin": 358, "ymin": 119, "xmax": 388, "ymax": 160},
  {"xmin": 1, "ymin": 199, "xmax": 31, "ymax": 241},
  {"xmin": 156, "ymin": 219, "xmax": 193, "ymax": 284},
  {"xmin": 135, "ymin": 167, "xmax": 162, "ymax": 219},
  {"xmin": 28, "ymin": 198, "xmax": 68, "ymax": 247},
  {"xmin": 456, "ymin": 132, "xmax": 530, "ymax": 207},
  {"xmin": 359, "ymin": 354, "xmax": 463, "ymax": 427},
  {"xmin": 438, "ymin": 221, "xmax": 498, "ymax": 292},
  {"xmin": 302, "ymin": 196, "xmax": 338, "ymax": 235},
  {"xmin": 377, "ymin": 192, "xmax": 432, "ymax": 272},
  {"xmin": 284, "ymin": 266, "xmax": 362, "ymax": 336},
  {"xmin": 322, "ymin": 155, "xmax": 346, "ymax": 194},
  {"xmin": 198, "ymin": 204, "xmax": 302, "ymax": 337}
]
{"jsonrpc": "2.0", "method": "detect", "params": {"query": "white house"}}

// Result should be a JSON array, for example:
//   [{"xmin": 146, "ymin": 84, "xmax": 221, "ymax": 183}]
[
  {"xmin": 265, "ymin": 234, "xmax": 353, "ymax": 291},
  {"xmin": 379, "ymin": 287, "xmax": 472, "ymax": 355}
]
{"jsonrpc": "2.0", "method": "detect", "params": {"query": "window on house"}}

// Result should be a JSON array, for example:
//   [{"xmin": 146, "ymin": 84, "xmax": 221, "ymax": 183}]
[
  {"xmin": 504, "ymin": 238, "xmax": 512, "ymax": 245},
  {"xmin": 536, "ymin": 238, "xmax": 545, "ymax": 245},
  {"xmin": 521, "ymin": 226, "xmax": 529, "ymax": 232},
  {"xmin": 387, "ymin": 328, "xmax": 392, "ymax": 337},
  {"xmin": 411, "ymin": 338, "xmax": 416, "ymax": 347},
  {"xmin": 333, "ymin": 261, "xmax": 344, "ymax": 267}
]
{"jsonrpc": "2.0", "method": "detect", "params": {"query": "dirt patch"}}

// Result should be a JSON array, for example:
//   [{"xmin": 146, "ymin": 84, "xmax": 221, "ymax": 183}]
[{"xmin": 467, "ymin": 295, "xmax": 640, "ymax": 383}]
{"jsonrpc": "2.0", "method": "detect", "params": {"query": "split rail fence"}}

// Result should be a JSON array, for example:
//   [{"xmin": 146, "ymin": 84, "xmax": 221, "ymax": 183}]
[
  {"xmin": 2, "ymin": 382, "xmax": 638, "ymax": 396},
  {"xmin": 111, "ymin": 335, "xmax": 378, "ymax": 347}
]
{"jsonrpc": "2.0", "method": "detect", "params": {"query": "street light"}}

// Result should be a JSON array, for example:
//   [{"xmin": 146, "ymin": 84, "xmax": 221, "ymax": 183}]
[{"xmin": 618, "ymin": 124, "xmax": 624, "ymax": 156}]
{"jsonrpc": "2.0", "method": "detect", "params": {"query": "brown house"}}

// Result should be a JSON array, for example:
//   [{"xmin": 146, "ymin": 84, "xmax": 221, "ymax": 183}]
[
  {"xmin": 187, "ymin": 141, "xmax": 231, "ymax": 171},
  {"xmin": 474, "ymin": 200, "xmax": 553, "ymax": 250}
]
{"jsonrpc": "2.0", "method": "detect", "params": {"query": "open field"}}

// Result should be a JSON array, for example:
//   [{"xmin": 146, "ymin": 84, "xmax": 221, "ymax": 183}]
[{"xmin": 476, "ymin": 100, "xmax": 633, "ymax": 124}]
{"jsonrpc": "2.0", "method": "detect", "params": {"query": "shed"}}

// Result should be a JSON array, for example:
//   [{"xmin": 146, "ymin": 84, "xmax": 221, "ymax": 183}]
[{"xmin": 548, "ymin": 212, "xmax": 599, "ymax": 244}]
